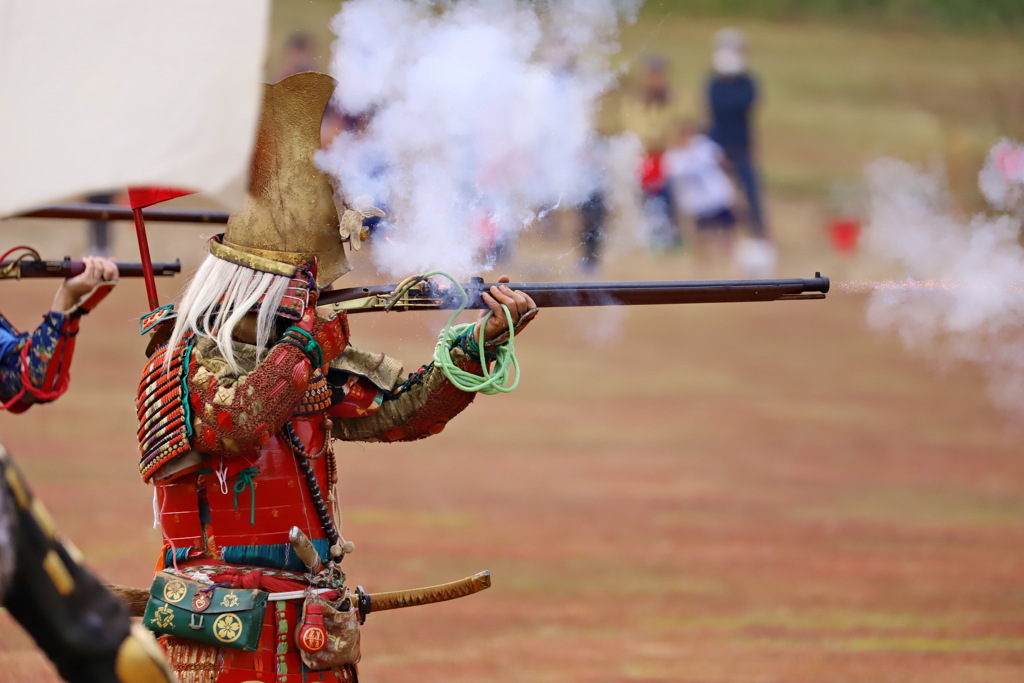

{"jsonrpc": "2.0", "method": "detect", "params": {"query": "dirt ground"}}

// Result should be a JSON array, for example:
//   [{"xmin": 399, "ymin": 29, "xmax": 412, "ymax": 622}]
[{"xmin": 1, "ymin": 198, "xmax": 1022, "ymax": 682}]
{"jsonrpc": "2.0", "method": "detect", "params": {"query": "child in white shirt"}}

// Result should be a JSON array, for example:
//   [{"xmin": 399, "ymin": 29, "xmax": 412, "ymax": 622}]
[{"xmin": 664, "ymin": 119, "xmax": 737, "ymax": 259}]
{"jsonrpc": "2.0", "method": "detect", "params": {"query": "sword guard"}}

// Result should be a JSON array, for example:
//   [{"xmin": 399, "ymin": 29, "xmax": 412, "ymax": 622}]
[{"xmin": 356, "ymin": 586, "xmax": 371, "ymax": 625}]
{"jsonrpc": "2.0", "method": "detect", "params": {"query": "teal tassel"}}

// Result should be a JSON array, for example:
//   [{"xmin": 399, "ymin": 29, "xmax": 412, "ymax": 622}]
[{"xmin": 232, "ymin": 467, "xmax": 260, "ymax": 526}]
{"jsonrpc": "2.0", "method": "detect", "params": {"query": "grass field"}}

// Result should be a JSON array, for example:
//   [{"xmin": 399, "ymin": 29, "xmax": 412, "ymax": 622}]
[
  {"xmin": 2, "ymin": 5, "xmax": 1024, "ymax": 682},
  {"xmin": 2, "ymin": 209, "xmax": 1023, "ymax": 681}
]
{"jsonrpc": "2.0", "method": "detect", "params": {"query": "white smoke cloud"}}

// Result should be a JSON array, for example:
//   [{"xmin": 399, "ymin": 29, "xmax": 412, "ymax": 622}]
[
  {"xmin": 862, "ymin": 142, "xmax": 1024, "ymax": 418},
  {"xmin": 317, "ymin": 0, "xmax": 641, "ymax": 278}
]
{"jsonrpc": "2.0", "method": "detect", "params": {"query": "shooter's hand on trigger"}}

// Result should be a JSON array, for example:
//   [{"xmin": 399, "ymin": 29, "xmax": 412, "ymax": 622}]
[
  {"xmin": 475, "ymin": 275, "xmax": 538, "ymax": 342},
  {"xmin": 52, "ymin": 257, "xmax": 118, "ymax": 313}
]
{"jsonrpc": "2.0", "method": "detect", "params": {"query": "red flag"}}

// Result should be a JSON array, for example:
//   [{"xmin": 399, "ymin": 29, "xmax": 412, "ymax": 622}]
[
  {"xmin": 128, "ymin": 186, "xmax": 195, "ymax": 210},
  {"xmin": 127, "ymin": 186, "xmax": 195, "ymax": 311}
]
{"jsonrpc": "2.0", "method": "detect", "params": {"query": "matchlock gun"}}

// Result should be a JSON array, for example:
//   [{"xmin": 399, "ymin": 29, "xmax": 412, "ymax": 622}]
[{"xmin": 319, "ymin": 273, "xmax": 831, "ymax": 313}]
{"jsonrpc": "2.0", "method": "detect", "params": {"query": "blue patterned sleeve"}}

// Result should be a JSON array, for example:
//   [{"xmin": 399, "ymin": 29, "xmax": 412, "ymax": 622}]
[
  {"xmin": 0, "ymin": 311, "xmax": 73, "ymax": 407},
  {"xmin": 0, "ymin": 325, "xmax": 20, "ymax": 362},
  {"xmin": 0, "ymin": 313, "xmax": 28, "ymax": 402}
]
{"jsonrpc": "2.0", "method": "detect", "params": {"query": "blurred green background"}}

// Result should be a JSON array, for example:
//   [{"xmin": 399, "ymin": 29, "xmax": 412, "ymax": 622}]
[
  {"xmin": 269, "ymin": 0, "xmax": 1024, "ymax": 213},
  {"xmin": 643, "ymin": 0, "xmax": 1024, "ymax": 34}
]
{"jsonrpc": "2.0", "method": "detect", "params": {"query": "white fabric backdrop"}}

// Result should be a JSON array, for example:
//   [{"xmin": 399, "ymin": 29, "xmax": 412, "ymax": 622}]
[{"xmin": 0, "ymin": 0, "xmax": 269, "ymax": 216}]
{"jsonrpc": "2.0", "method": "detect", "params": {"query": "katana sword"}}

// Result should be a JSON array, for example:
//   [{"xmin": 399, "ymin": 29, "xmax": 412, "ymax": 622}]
[{"xmin": 107, "ymin": 570, "xmax": 492, "ymax": 619}]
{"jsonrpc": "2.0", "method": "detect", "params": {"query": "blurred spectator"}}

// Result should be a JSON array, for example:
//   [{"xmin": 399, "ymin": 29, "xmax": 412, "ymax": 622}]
[
  {"xmin": 578, "ymin": 191, "xmax": 605, "ymax": 274},
  {"xmin": 279, "ymin": 32, "xmax": 316, "ymax": 80},
  {"xmin": 706, "ymin": 29, "xmax": 767, "ymax": 239},
  {"xmin": 621, "ymin": 54, "xmax": 683, "ymax": 251},
  {"xmin": 664, "ymin": 119, "xmax": 737, "ymax": 262},
  {"xmin": 85, "ymin": 191, "xmax": 114, "ymax": 257}
]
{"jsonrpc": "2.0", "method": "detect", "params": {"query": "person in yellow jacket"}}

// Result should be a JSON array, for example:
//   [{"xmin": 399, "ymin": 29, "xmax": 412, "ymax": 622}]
[{"xmin": 619, "ymin": 54, "xmax": 685, "ymax": 250}]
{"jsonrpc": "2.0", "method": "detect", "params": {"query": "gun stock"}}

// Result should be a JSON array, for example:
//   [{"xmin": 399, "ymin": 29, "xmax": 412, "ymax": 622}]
[{"xmin": 320, "ymin": 273, "xmax": 830, "ymax": 313}]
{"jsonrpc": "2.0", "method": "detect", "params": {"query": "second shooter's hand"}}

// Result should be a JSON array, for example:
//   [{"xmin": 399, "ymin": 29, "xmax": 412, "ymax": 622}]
[{"xmin": 52, "ymin": 256, "xmax": 118, "ymax": 313}]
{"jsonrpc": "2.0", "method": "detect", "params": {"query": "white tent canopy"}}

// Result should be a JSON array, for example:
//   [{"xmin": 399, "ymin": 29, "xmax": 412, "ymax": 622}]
[{"xmin": 0, "ymin": 0, "xmax": 269, "ymax": 216}]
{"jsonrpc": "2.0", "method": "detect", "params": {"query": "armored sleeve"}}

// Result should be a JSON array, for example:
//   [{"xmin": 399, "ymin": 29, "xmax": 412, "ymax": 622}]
[
  {"xmin": 0, "ymin": 311, "xmax": 76, "ymax": 413},
  {"xmin": 327, "ymin": 343, "xmax": 483, "ymax": 443},
  {"xmin": 186, "ymin": 337, "xmax": 317, "ymax": 456}
]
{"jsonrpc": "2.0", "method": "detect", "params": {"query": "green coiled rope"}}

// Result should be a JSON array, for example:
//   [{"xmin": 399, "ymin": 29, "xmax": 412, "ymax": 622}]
[{"xmin": 389, "ymin": 270, "xmax": 520, "ymax": 395}]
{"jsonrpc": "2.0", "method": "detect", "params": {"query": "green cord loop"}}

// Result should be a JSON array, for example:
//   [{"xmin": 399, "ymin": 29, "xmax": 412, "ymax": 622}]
[
  {"xmin": 417, "ymin": 271, "xmax": 520, "ymax": 395},
  {"xmin": 232, "ymin": 467, "xmax": 260, "ymax": 526}
]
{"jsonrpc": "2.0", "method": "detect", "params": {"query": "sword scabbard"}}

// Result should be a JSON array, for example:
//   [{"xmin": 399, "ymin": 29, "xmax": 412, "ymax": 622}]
[
  {"xmin": 358, "ymin": 570, "xmax": 491, "ymax": 622},
  {"xmin": 109, "ymin": 569, "xmax": 494, "ymax": 622}
]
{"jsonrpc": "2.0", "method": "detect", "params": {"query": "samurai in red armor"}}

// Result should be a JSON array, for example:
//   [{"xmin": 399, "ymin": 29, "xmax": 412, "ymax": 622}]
[
  {"xmin": 0, "ymin": 258, "xmax": 173, "ymax": 683},
  {"xmin": 136, "ymin": 73, "xmax": 538, "ymax": 683}
]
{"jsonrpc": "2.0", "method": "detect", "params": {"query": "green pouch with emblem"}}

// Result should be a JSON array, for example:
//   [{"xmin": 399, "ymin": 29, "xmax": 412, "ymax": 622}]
[{"xmin": 143, "ymin": 571, "xmax": 268, "ymax": 652}]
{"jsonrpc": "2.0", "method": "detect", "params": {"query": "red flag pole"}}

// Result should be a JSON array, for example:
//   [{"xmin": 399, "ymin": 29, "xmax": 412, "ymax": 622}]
[
  {"xmin": 127, "ymin": 186, "xmax": 196, "ymax": 311},
  {"xmin": 131, "ymin": 207, "xmax": 160, "ymax": 310}
]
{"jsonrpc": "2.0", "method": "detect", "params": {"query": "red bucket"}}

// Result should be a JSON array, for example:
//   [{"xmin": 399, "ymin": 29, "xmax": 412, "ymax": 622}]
[{"xmin": 829, "ymin": 217, "xmax": 860, "ymax": 254}]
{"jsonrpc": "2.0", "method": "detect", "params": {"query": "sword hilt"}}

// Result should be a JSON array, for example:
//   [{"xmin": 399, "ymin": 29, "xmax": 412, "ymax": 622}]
[
  {"xmin": 357, "ymin": 570, "xmax": 491, "ymax": 624},
  {"xmin": 289, "ymin": 526, "xmax": 325, "ymax": 575}
]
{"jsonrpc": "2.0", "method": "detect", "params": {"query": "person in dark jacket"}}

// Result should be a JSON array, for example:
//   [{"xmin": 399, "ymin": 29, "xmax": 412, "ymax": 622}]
[{"xmin": 706, "ymin": 30, "xmax": 767, "ymax": 239}]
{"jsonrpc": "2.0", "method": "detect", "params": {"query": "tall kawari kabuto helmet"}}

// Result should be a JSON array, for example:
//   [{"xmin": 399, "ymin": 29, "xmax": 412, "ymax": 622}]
[{"xmin": 209, "ymin": 71, "xmax": 370, "ymax": 287}]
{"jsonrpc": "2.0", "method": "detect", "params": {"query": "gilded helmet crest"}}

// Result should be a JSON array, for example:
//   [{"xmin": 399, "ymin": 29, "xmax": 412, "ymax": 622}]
[{"xmin": 210, "ymin": 72, "xmax": 378, "ymax": 287}]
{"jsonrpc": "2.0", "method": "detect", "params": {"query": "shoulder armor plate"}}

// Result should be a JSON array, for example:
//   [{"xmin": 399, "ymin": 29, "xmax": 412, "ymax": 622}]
[{"xmin": 137, "ymin": 335, "xmax": 194, "ymax": 482}]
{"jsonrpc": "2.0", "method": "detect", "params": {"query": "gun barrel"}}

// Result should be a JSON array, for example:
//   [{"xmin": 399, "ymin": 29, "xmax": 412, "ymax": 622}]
[
  {"xmin": 1, "ymin": 259, "xmax": 181, "ymax": 279},
  {"xmin": 462, "ymin": 275, "xmax": 829, "ymax": 308},
  {"xmin": 320, "ymin": 274, "xmax": 830, "ymax": 312}
]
